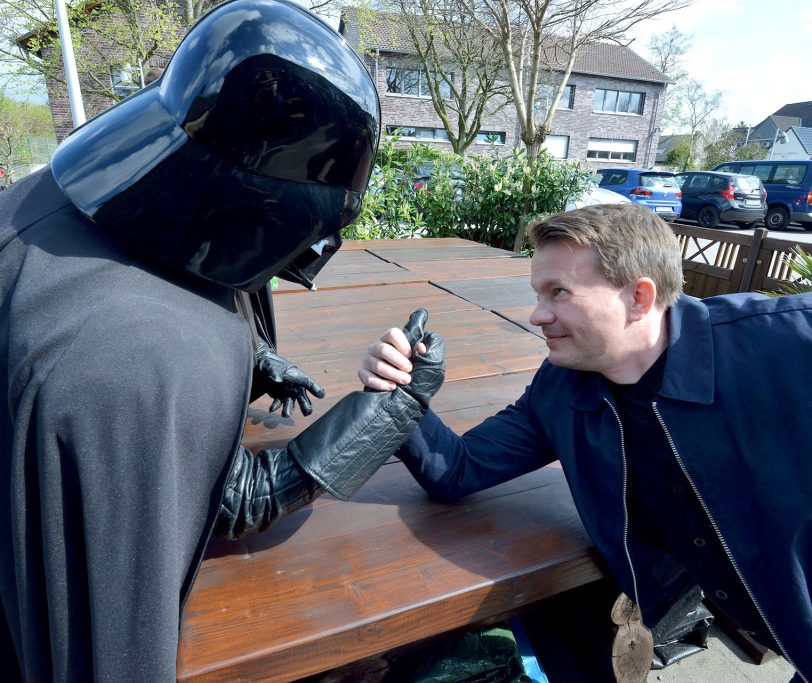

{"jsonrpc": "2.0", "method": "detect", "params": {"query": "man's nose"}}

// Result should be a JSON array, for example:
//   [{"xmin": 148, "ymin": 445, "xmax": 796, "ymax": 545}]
[{"xmin": 529, "ymin": 302, "xmax": 553, "ymax": 327}]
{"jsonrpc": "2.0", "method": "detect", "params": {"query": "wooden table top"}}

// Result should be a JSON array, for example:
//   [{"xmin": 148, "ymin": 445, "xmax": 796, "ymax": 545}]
[{"xmin": 177, "ymin": 238, "xmax": 605, "ymax": 682}]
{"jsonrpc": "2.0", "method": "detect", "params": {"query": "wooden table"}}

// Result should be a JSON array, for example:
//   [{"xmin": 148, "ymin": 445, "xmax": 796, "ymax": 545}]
[{"xmin": 177, "ymin": 239, "xmax": 606, "ymax": 682}]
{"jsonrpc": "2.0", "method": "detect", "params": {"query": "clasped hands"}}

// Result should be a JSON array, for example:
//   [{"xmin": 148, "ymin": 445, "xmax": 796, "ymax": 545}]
[{"xmin": 255, "ymin": 308, "xmax": 442, "ymax": 417}]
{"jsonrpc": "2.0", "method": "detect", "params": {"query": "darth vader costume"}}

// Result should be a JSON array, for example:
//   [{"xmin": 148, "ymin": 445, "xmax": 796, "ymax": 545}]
[{"xmin": 0, "ymin": 1, "xmax": 445, "ymax": 680}]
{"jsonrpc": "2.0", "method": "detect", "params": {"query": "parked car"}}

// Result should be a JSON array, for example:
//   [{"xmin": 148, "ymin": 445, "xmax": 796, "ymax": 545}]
[
  {"xmin": 712, "ymin": 159, "xmax": 812, "ymax": 231},
  {"xmin": 593, "ymin": 168, "xmax": 682, "ymax": 220},
  {"xmin": 672, "ymin": 171, "xmax": 767, "ymax": 229},
  {"xmin": 565, "ymin": 183, "xmax": 632, "ymax": 211}
]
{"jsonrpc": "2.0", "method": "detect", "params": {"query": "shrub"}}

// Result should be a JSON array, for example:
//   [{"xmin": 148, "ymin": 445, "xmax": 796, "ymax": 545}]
[{"xmin": 345, "ymin": 138, "xmax": 591, "ymax": 249}]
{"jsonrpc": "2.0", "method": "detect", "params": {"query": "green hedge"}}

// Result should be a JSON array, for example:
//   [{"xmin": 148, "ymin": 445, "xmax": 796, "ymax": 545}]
[{"xmin": 344, "ymin": 137, "xmax": 592, "ymax": 250}]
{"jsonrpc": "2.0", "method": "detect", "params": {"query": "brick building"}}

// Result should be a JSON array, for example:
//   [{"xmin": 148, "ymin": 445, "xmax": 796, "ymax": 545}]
[
  {"xmin": 25, "ymin": 3, "xmax": 669, "ymax": 166},
  {"xmin": 16, "ymin": 2, "xmax": 184, "ymax": 142},
  {"xmin": 339, "ymin": 8, "xmax": 670, "ymax": 169}
]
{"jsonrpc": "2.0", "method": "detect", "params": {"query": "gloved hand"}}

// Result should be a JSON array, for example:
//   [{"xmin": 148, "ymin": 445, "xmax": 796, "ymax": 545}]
[
  {"xmin": 398, "ymin": 308, "xmax": 445, "ymax": 410},
  {"xmin": 254, "ymin": 341, "xmax": 325, "ymax": 417},
  {"xmin": 288, "ymin": 309, "xmax": 445, "ymax": 500}
]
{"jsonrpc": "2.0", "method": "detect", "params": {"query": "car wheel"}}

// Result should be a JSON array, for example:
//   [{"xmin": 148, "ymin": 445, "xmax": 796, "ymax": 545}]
[
  {"xmin": 765, "ymin": 206, "xmax": 790, "ymax": 230},
  {"xmin": 697, "ymin": 206, "xmax": 720, "ymax": 228}
]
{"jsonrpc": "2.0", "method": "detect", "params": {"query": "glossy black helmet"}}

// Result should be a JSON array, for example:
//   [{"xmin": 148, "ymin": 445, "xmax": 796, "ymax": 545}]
[{"xmin": 51, "ymin": 0, "xmax": 379, "ymax": 291}]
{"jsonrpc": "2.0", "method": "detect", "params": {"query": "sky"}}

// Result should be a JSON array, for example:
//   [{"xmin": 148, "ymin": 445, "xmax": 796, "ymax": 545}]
[{"xmin": 626, "ymin": 0, "xmax": 812, "ymax": 130}]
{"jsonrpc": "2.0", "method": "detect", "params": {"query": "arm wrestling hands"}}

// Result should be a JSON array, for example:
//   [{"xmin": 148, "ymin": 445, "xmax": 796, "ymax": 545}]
[
  {"xmin": 217, "ymin": 309, "xmax": 445, "ymax": 539},
  {"xmin": 358, "ymin": 308, "xmax": 432, "ymax": 392}
]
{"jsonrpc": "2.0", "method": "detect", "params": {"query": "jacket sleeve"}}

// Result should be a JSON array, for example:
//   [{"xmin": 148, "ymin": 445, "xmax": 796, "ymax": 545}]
[{"xmin": 397, "ymin": 369, "xmax": 557, "ymax": 502}]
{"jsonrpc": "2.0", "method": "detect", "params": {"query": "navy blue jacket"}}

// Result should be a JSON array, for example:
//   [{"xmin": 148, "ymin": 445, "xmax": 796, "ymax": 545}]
[{"xmin": 399, "ymin": 292, "xmax": 812, "ymax": 679}]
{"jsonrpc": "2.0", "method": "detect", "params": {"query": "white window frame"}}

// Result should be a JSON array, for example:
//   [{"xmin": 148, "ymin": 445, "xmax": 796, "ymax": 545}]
[
  {"xmin": 593, "ymin": 88, "xmax": 645, "ymax": 115},
  {"xmin": 110, "ymin": 65, "xmax": 141, "ymax": 99},
  {"xmin": 586, "ymin": 138, "xmax": 638, "ymax": 162},
  {"xmin": 386, "ymin": 68, "xmax": 453, "ymax": 99},
  {"xmin": 535, "ymin": 83, "xmax": 575, "ymax": 113}
]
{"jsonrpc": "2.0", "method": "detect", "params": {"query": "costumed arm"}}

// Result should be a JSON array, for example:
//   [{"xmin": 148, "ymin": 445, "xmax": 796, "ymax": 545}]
[
  {"xmin": 243, "ymin": 287, "xmax": 326, "ymax": 417},
  {"xmin": 250, "ymin": 342, "xmax": 326, "ymax": 417},
  {"xmin": 215, "ymin": 309, "xmax": 445, "ymax": 539}
]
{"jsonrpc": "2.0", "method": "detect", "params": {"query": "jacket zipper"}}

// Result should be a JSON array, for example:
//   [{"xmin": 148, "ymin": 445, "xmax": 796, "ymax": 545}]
[
  {"xmin": 652, "ymin": 402, "xmax": 807, "ymax": 682},
  {"xmin": 602, "ymin": 398, "xmax": 642, "ymax": 616}
]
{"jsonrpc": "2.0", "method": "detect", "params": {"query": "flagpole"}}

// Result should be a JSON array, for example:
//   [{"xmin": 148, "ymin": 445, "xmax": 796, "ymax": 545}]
[{"xmin": 53, "ymin": 0, "xmax": 86, "ymax": 127}]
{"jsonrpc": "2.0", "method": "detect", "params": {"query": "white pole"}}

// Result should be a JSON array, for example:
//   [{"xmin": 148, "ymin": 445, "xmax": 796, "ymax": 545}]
[{"xmin": 53, "ymin": 0, "xmax": 86, "ymax": 127}]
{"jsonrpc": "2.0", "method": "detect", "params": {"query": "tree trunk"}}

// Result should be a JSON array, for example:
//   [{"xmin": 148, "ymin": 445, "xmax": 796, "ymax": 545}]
[{"xmin": 512, "ymin": 141, "xmax": 540, "ymax": 253}]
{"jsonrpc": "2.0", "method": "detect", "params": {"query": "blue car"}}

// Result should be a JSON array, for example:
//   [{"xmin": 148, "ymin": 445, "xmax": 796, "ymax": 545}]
[
  {"xmin": 594, "ymin": 168, "xmax": 682, "ymax": 220},
  {"xmin": 713, "ymin": 159, "xmax": 812, "ymax": 231}
]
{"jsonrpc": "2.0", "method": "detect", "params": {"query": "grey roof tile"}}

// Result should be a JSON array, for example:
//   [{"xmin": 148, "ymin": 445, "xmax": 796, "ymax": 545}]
[
  {"xmin": 342, "ymin": 8, "xmax": 667, "ymax": 83},
  {"xmin": 790, "ymin": 126, "xmax": 812, "ymax": 153}
]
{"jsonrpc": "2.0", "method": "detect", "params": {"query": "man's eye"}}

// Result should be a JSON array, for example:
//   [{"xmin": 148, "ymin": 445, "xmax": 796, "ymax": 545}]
[{"xmin": 552, "ymin": 288, "xmax": 567, "ymax": 297}]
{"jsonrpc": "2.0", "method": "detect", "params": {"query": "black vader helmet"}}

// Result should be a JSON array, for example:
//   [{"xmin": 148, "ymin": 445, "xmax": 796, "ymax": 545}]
[{"xmin": 51, "ymin": 0, "xmax": 380, "ymax": 291}]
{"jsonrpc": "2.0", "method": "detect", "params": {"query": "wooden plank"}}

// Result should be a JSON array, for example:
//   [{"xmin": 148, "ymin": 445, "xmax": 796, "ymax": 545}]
[
  {"xmin": 271, "ymin": 282, "xmax": 467, "ymax": 313},
  {"xmin": 434, "ymin": 277, "xmax": 537, "ymax": 311},
  {"xmin": 367, "ymin": 244, "xmax": 520, "ymax": 262},
  {"xmin": 177, "ymin": 463, "xmax": 603, "ymax": 683},
  {"xmin": 341, "ymin": 237, "xmax": 482, "ymax": 251},
  {"xmin": 242, "ymin": 364, "xmax": 542, "ymax": 452},
  {"xmin": 492, "ymin": 306, "xmax": 543, "ymax": 336},
  {"xmin": 275, "ymin": 251, "xmax": 426, "ymax": 293},
  {"xmin": 399, "ymin": 257, "xmax": 531, "ymax": 281}
]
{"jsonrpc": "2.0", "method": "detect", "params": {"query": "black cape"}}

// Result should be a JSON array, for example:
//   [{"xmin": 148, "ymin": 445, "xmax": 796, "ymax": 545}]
[{"xmin": 0, "ymin": 169, "xmax": 253, "ymax": 681}]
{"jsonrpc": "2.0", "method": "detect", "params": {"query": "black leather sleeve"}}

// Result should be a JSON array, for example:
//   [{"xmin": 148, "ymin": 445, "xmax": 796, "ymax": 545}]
[{"xmin": 214, "ymin": 446, "xmax": 322, "ymax": 539}]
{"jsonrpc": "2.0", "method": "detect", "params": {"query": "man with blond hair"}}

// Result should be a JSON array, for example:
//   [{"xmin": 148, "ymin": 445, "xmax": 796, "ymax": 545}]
[{"xmin": 360, "ymin": 203, "xmax": 812, "ymax": 682}]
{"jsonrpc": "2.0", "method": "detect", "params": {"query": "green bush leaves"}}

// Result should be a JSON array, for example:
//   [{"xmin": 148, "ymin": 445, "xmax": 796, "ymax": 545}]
[{"xmin": 344, "ymin": 136, "xmax": 592, "ymax": 250}]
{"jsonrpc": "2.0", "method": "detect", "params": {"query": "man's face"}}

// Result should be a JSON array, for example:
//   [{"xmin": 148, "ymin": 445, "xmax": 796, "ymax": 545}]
[{"xmin": 530, "ymin": 241, "xmax": 633, "ymax": 374}]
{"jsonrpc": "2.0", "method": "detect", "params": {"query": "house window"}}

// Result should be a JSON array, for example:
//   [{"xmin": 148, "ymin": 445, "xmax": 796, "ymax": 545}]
[
  {"xmin": 536, "ymin": 84, "xmax": 575, "ymax": 113},
  {"xmin": 385, "ymin": 125, "xmax": 450, "ymax": 141},
  {"xmin": 593, "ymin": 88, "xmax": 644, "ymax": 115},
  {"xmin": 386, "ymin": 68, "xmax": 452, "ymax": 99},
  {"xmin": 475, "ymin": 130, "xmax": 506, "ymax": 144},
  {"xmin": 543, "ymin": 135, "xmax": 569, "ymax": 159},
  {"xmin": 586, "ymin": 138, "xmax": 638, "ymax": 161},
  {"xmin": 110, "ymin": 66, "xmax": 140, "ymax": 99}
]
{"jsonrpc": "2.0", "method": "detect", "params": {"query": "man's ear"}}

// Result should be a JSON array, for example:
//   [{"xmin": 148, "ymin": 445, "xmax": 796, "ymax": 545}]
[{"xmin": 627, "ymin": 277, "xmax": 657, "ymax": 321}]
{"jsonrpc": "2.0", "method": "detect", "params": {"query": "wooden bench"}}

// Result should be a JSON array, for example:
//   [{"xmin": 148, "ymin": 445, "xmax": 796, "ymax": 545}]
[
  {"xmin": 670, "ymin": 223, "xmax": 808, "ymax": 297},
  {"xmin": 177, "ymin": 239, "xmax": 605, "ymax": 682}
]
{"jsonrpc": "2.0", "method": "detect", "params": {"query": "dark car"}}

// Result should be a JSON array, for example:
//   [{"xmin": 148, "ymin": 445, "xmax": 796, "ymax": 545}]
[
  {"xmin": 410, "ymin": 161, "xmax": 465, "ymax": 199},
  {"xmin": 713, "ymin": 159, "xmax": 812, "ymax": 231},
  {"xmin": 672, "ymin": 171, "xmax": 767, "ymax": 229},
  {"xmin": 594, "ymin": 168, "xmax": 682, "ymax": 220}
]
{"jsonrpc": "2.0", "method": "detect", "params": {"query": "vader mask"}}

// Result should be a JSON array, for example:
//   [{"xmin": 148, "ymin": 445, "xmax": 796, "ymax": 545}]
[{"xmin": 51, "ymin": 0, "xmax": 380, "ymax": 291}]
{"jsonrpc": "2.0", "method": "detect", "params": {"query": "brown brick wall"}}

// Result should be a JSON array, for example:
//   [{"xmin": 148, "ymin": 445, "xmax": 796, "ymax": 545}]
[
  {"xmin": 44, "ymin": 6, "xmax": 183, "ymax": 142},
  {"xmin": 369, "ymin": 53, "xmax": 666, "ymax": 167}
]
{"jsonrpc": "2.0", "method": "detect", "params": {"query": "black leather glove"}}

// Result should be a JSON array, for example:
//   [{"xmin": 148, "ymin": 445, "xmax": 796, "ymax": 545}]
[
  {"xmin": 287, "ymin": 309, "xmax": 445, "ymax": 500},
  {"xmin": 398, "ymin": 308, "xmax": 444, "ymax": 410},
  {"xmin": 253, "ymin": 341, "xmax": 325, "ymax": 417}
]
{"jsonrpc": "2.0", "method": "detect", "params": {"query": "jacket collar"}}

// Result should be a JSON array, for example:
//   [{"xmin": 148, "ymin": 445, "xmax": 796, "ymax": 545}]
[
  {"xmin": 659, "ymin": 294, "xmax": 714, "ymax": 404},
  {"xmin": 570, "ymin": 294, "xmax": 715, "ymax": 411}
]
